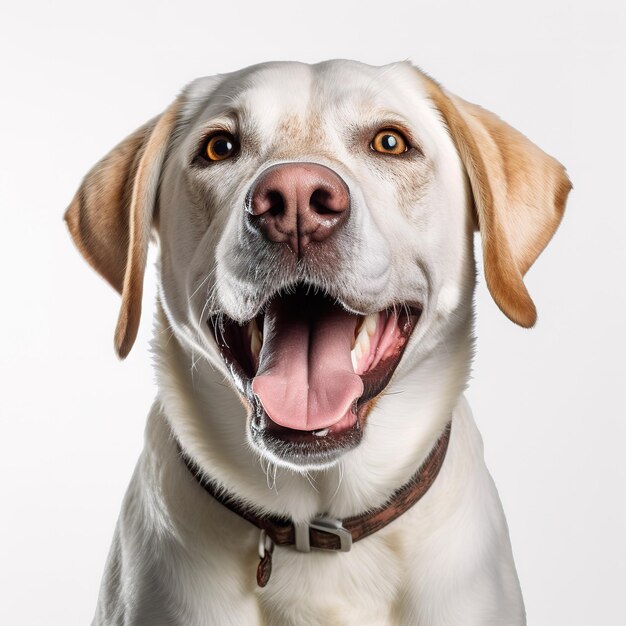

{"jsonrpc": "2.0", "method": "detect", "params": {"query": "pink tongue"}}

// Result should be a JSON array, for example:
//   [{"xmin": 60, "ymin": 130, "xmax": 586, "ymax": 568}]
[{"xmin": 251, "ymin": 294, "xmax": 364, "ymax": 431}]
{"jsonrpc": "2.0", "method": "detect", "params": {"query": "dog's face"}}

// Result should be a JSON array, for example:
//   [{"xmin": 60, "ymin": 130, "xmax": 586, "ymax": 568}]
[
  {"xmin": 65, "ymin": 61, "xmax": 570, "ymax": 471},
  {"xmin": 158, "ymin": 61, "xmax": 472, "ymax": 468}
]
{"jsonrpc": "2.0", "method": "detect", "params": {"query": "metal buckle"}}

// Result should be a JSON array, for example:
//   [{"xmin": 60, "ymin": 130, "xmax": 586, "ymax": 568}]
[
  {"xmin": 258, "ymin": 529, "xmax": 274, "ymax": 559},
  {"xmin": 294, "ymin": 516, "xmax": 353, "ymax": 553}
]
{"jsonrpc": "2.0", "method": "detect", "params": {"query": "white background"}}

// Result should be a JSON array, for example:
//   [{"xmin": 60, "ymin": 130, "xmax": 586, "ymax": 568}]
[{"xmin": 1, "ymin": 1, "xmax": 624, "ymax": 624}]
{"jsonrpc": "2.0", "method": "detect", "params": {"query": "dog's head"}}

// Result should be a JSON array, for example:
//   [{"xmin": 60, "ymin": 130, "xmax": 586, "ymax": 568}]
[{"xmin": 66, "ymin": 61, "xmax": 570, "ymax": 471}]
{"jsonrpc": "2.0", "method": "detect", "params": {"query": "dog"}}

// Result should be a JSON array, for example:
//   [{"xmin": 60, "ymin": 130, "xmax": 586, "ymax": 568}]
[{"xmin": 65, "ymin": 60, "xmax": 570, "ymax": 625}]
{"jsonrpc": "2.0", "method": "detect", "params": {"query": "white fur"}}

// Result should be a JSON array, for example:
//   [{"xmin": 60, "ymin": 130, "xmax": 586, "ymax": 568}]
[{"xmin": 93, "ymin": 61, "xmax": 525, "ymax": 625}]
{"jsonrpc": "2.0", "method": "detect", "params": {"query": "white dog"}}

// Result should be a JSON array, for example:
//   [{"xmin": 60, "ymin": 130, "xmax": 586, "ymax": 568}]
[{"xmin": 65, "ymin": 60, "xmax": 570, "ymax": 625}]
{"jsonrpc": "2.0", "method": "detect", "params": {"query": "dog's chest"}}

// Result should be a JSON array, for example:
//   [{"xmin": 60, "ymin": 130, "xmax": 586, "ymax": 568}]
[
  {"xmin": 151, "ymin": 486, "xmax": 413, "ymax": 626},
  {"xmin": 255, "ymin": 529, "xmax": 408, "ymax": 625}
]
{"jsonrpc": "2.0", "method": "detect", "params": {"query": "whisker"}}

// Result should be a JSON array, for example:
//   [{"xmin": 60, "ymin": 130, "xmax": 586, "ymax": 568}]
[
  {"xmin": 303, "ymin": 471, "xmax": 319, "ymax": 493},
  {"xmin": 329, "ymin": 460, "xmax": 345, "ymax": 502},
  {"xmin": 188, "ymin": 267, "xmax": 216, "ymax": 302}
]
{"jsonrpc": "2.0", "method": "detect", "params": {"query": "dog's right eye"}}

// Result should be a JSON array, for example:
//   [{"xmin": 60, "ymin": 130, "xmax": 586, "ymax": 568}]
[{"xmin": 203, "ymin": 133, "xmax": 239, "ymax": 162}]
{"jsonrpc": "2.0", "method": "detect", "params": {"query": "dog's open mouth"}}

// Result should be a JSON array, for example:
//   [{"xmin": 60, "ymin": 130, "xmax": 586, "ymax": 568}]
[{"xmin": 209, "ymin": 284, "xmax": 421, "ymax": 467}]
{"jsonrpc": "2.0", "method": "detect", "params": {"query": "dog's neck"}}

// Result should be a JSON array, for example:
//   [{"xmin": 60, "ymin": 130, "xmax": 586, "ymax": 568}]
[{"xmin": 151, "ymin": 300, "xmax": 473, "ymax": 523}]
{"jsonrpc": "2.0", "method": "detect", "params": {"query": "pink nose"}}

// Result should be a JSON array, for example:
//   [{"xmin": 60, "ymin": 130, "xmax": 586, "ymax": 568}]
[{"xmin": 247, "ymin": 163, "xmax": 350, "ymax": 257}]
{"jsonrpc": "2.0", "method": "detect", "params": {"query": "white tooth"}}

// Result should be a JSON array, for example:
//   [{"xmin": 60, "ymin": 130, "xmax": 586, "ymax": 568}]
[
  {"xmin": 356, "ymin": 327, "xmax": 370, "ymax": 358},
  {"xmin": 351, "ymin": 317, "xmax": 364, "ymax": 350},
  {"xmin": 313, "ymin": 428, "xmax": 329, "ymax": 437},
  {"xmin": 350, "ymin": 326, "xmax": 371, "ymax": 372},
  {"xmin": 354, "ymin": 342, "xmax": 363, "ymax": 364},
  {"xmin": 365, "ymin": 313, "xmax": 377, "ymax": 336},
  {"xmin": 249, "ymin": 319, "xmax": 262, "ymax": 359}
]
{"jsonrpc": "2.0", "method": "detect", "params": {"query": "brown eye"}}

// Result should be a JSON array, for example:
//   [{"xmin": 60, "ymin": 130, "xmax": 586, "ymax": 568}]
[
  {"xmin": 205, "ymin": 133, "xmax": 238, "ymax": 161},
  {"xmin": 371, "ymin": 129, "xmax": 409, "ymax": 155}
]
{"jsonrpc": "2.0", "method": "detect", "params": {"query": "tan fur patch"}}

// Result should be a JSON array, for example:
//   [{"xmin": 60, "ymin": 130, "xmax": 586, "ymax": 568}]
[
  {"xmin": 65, "ymin": 99, "xmax": 182, "ymax": 358},
  {"xmin": 419, "ymin": 70, "xmax": 571, "ymax": 327},
  {"xmin": 64, "ymin": 122, "xmax": 151, "ymax": 294}
]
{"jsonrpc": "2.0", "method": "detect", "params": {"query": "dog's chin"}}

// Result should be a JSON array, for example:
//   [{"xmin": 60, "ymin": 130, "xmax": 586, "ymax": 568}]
[
  {"xmin": 208, "ymin": 283, "xmax": 421, "ymax": 470},
  {"xmin": 247, "ymin": 404, "xmax": 363, "ymax": 471},
  {"xmin": 247, "ymin": 420, "xmax": 357, "ymax": 472}
]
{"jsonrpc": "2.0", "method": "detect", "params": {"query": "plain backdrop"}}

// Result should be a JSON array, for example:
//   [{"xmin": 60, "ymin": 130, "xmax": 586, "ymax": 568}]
[{"xmin": 1, "ymin": 1, "xmax": 624, "ymax": 624}]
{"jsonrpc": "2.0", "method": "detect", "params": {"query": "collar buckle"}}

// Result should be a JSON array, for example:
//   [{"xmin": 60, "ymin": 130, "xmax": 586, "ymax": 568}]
[{"xmin": 294, "ymin": 516, "xmax": 353, "ymax": 552}]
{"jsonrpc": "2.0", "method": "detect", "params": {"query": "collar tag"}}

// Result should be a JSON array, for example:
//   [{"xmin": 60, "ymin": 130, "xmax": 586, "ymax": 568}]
[{"xmin": 257, "ymin": 529, "xmax": 274, "ymax": 587}]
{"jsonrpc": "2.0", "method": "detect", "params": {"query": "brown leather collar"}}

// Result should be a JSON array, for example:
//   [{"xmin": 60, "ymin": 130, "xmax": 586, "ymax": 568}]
[{"xmin": 181, "ymin": 422, "xmax": 451, "ymax": 587}]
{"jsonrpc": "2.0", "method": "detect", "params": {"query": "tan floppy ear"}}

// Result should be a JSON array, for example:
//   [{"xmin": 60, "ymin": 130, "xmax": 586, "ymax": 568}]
[
  {"xmin": 423, "ymin": 76, "xmax": 572, "ymax": 327},
  {"xmin": 65, "ymin": 98, "xmax": 181, "ymax": 358}
]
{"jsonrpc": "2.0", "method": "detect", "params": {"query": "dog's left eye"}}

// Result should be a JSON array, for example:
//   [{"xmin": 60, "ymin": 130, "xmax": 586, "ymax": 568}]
[
  {"xmin": 371, "ymin": 129, "xmax": 409, "ymax": 155},
  {"xmin": 204, "ymin": 132, "xmax": 239, "ymax": 161}
]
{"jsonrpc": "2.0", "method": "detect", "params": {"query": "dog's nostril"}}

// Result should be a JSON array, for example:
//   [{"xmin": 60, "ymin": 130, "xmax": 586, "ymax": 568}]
[
  {"xmin": 266, "ymin": 190, "xmax": 285, "ymax": 217},
  {"xmin": 310, "ymin": 189, "xmax": 337, "ymax": 215}
]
